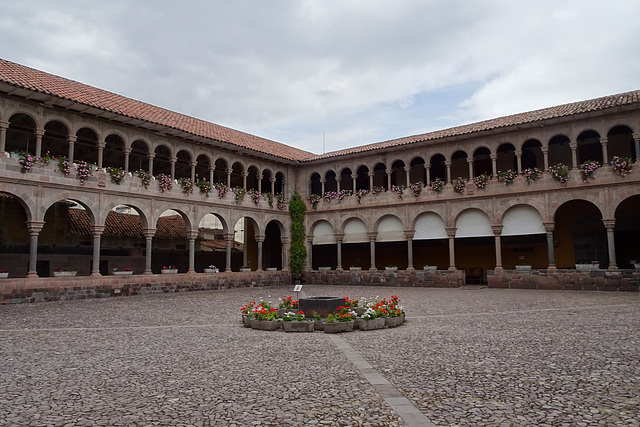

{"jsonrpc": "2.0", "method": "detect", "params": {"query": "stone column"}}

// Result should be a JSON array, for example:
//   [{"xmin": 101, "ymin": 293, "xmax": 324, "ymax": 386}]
[
  {"xmin": 368, "ymin": 232, "xmax": 377, "ymax": 270},
  {"xmin": 467, "ymin": 158, "xmax": 474, "ymax": 179},
  {"xmin": 225, "ymin": 233, "xmax": 234, "ymax": 272},
  {"xmin": 307, "ymin": 180, "xmax": 312, "ymax": 198},
  {"xmin": 446, "ymin": 227, "xmax": 457, "ymax": 271},
  {"xmin": 187, "ymin": 230, "xmax": 198, "ymax": 273},
  {"xmin": 241, "ymin": 172, "xmax": 248, "ymax": 189},
  {"xmin": 97, "ymin": 141, "xmax": 106, "ymax": 169},
  {"xmin": 320, "ymin": 178, "xmax": 326, "ymax": 195},
  {"xmin": 385, "ymin": 169, "xmax": 392, "ymax": 190},
  {"xmin": 282, "ymin": 180, "xmax": 287, "ymax": 197},
  {"xmin": 600, "ymin": 137, "xmax": 609, "ymax": 165},
  {"xmin": 603, "ymin": 219, "xmax": 617, "ymax": 269},
  {"xmin": 0, "ymin": 120, "xmax": 8, "ymax": 153},
  {"xmin": 405, "ymin": 230, "xmax": 415, "ymax": 270},
  {"xmin": 404, "ymin": 166, "xmax": 411, "ymax": 186},
  {"xmin": 190, "ymin": 161, "xmax": 197, "ymax": 181},
  {"xmin": 515, "ymin": 150, "xmax": 523, "ymax": 174},
  {"xmin": 148, "ymin": 153, "xmax": 155, "ymax": 176},
  {"xmin": 368, "ymin": 172, "xmax": 374, "ymax": 191},
  {"xmin": 569, "ymin": 142, "xmax": 578, "ymax": 169},
  {"xmin": 270, "ymin": 177, "xmax": 276, "ymax": 194},
  {"xmin": 258, "ymin": 174, "xmax": 264, "ymax": 193},
  {"xmin": 336, "ymin": 177, "xmax": 341, "ymax": 193},
  {"xmin": 143, "ymin": 228, "xmax": 155, "ymax": 274},
  {"xmin": 35, "ymin": 128, "xmax": 44, "ymax": 158},
  {"xmin": 91, "ymin": 225, "xmax": 105, "ymax": 276},
  {"xmin": 490, "ymin": 154, "xmax": 497, "ymax": 177},
  {"xmin": 541, "ymin": 146, "xmax": 549, "ymax": 170},
  {"xmin": 26, "ymin": 221, "xmax": 45, "ymax": 278},
  {"xmin": 123, "ymin": 147, "xmax": 131, "ymax": 173},
  {"xmin": 445, "ymin": 161, "xmax": 452, "ymax": 184},
  {"xmin": 255, "ymin": 234, "xmax": 265, "ymax": 271},
  {"xmin": 209, "ymin": 166, "xmax": 215, "ymax": 184},
  {"xmin": 351, "ymin": 174, "xmax": 357, "ymax": 191},
  {"xmin": 633, "ymin": 133, "xmax": 640, "ymax": 163},
  {"xmin": 306, "ymin": 236, "xmax": 314, "ymax": 271},
  {"xmin": 543, "ymin": 222, "xmax": 556, "ymax": 270},
  {"xmin": 426, "ymin": 165, "xmax": 431, "ymax": 186},
  {"xmin": 170, "ymin": 156, "xmax": 177, "ymax": 180},
  {"xmin": 226, "ymin": 168, "xmax": 232, "ymax": 187},
  {"xmin": 335, "ymin": 233, "xmax": 344, "ymax": 271},
  {"xmin": 281, "ymin": 236, "xmax": 290, "ymax": 272},
  {"xmin": 68, "ymin": 135, "xmax": 77, "ymax": 162},
  {"xmin": 492, "ymin": 225, "xmax": 503, "ymax": 272}
]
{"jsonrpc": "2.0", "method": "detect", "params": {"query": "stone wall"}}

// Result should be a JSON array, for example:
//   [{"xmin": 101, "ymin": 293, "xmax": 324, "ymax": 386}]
[
  {"xmin": 487, "ymin": 269, "xmax": 640, "ymax": 292},
  {"xmin": 0, "ymin": 271, "xmax": 291, "ymax": 304},
  {"xmin": 303, "ymin": 268, "xmax": 465, "ymax": 288}
]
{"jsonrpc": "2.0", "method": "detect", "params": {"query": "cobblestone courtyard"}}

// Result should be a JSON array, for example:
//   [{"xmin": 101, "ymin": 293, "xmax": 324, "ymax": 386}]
[{"xmin": 1, "ymin": 286, "xmax": 639, "ymax": 426}]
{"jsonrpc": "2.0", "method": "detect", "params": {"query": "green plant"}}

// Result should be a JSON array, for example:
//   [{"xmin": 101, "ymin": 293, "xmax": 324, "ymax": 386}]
[
  {"xmin": 289, "ymin": 191, "xmax": 307, "ymax": 279},
  {"xmin": 522, "ymin": 167, "xmax": 543, "ymax": 184},
  {"xmin": 548, "ymin": 163, "xmax": 570, "ymax": 185},
  {"xmin": 473, "ymin": 174, "xmax": 490, "ymax": 189},
  {"xmin": 137, "ymin": 170, "xmax": 152, "ymax": 188},
  {"xmin": 106, "ymin": 166, "xmax": 125, "ymax": 184},
  {"xmin": 453, "ymin": 177, "xmax": 467, "ymax": 194},
  {"xmin": 266, "ymin": 192, "xmax": 274, "ymax": 208},
  {"xmin": 325, "ymin": 314, "xmax": 335, "ymax": 323},
  {"xmin": 430, "ymin": 177, "xmax": 444, "ymax": 193},
  {"xmin": 233, "ymin": 186, "xmax": 246, "ymax": 203},
  {"xmin": 18, "ymin": 152, "xmax": 38, "ymax": 173},
  {"xmin": 57, "ymin": 156, "xmax": 72, "ymax": 176},
  {"xmin": 313, "ymin": 311, "xmax": 321, "ymax": 321},
  {"xmin": 196, "ymin": 178, "xmax": 213, "ymax": 196},
  {"xmin": 579, "ymin": 160, "xmax": 600, "ymax": 182},
  {"xmin": 611, "ymin": 156, "xmax": 633, "ymax": 176},
  {"xmin": 307, "ymin": 194, "xmax": 321, "ymax": 210},
  {"xmin": 179, "ymin": 177, "xmax": 195, "ymax": 195}
]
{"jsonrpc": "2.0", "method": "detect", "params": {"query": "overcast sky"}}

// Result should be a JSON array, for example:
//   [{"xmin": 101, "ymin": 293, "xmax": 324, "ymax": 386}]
[{"xmin": 1, "ymin": 1, "xmax": 639, "ymax": 154}]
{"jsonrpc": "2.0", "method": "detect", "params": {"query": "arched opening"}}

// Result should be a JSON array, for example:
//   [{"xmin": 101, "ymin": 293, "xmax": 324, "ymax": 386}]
[
  {"xmin": 501, "ymin": 205, "xmax": 547, "ymax": 269},
  {"xmin": 130, "ymin": 140, "xmax": 150, "ymax": 173},
  {"xmin": 311, "ymin": 220, "xmax": 337, "ymax": 269},
  {"xmin": 325, "ymin": 170, "xmax": 337, "ymax": 193},
  {"xmin": 234, "ymin": 217, "xmax": 259, "ymax": 271},
  {"xmin": 342, "ymin": 218, "xmax": 369, "ymax": 269},
  {"xmin": 195, "ymin": 154, "xmax": 211, "ymax": 182},
  {"xmin": 6, "ymin": 113, "xmax": 36, "ymax": 154},
  {"xmin": 261, "ymin": 169, "xmax": 273, "ymax": 194},
  {"xmin": 175, "ymin": 150, "xmax": 192, "ymax": 180},
  {"xmin": 473, "ymin": 147, "xmax": 492, "ymax": 177},
  {"xmin": 230, "ymin": 162, "xmax": 243, "ymax": 188},
  {"xmin": 103, "ymin": 205, "xmax": 145, "ymax": 274},
  {"xmin": 413, "ymin": 212, "xmax": 448, "ymax": 269},
  {"xmin": 548, "ymin": 135, "xmax": 571, "ymax": 167},
  {"xmin": 356, "ymin": 166, "xmax": 370, "ymax": 191},
  {"xmin": 274, "ymin": 171, "xmax": 285, "ymax": 194},
  {"xmin": 496, "ymin": 143, "xmax": 517, "ymax": 173},
  {"xmin": 390, "ymin": 160, "xmax": 406, "ymax": 187},
  {"xmin": 429, "ymin": 154, "xmax": 446, "ymax": 182},
  {"xmin": 554, "ymin": 200, "xmax": 606, "ymax": 268},
  {"xmin": 310, "ymin": 172, "xmax": 322, "ymax": 196},
  {"xmin": 373, "ymin": 163, "xmax": 387, "ymax": 190},
  {"xmin": 103, "ymin": 134, "xmax": 126, "ymax": 170},
  {"xmin": 522, "ymin": 139, "xmax": 543, "ymax": 170},
  {"xmin": 0, "ymin": 192, "xmax": 30, "ymax": 277},
  {"xmin": 74, "ymin": 128, "xmax": 99, "ymax": 165},
  {"xmin": 153, "ymin": 145, "xmax": 172, "ymax": 176},
  {"xmin": 247, "ymin": 166, "xmax": 260, "ymax": 191},
  {"xmin": 607, "ymin": 125, "xmax": 636, "ymax": 162},
  {"xmin": 340, "ymin": 168, "xmax": 353, "ymax": 191},
  {"xmin": 577, "ymin": 130, "xmax": 602, "ymax": 164},
  {"xmin": 614, "ymin": 195, "xmax": 640, "ymax": 269},
  {"xmin": 410, "ymin": 157, "xmax": 426, "ymax": 184},
  {"xmin": 455, "ymin": 209, "xmax": 494, "ymax": 283},
  {"xmin": 375, "ymin": 215, "xmax": 407, "ymax": 269},
  {"xmin": 196, "ymin": 213, "xmax": 230, "ymax": 272},
  {"xmin": 213, "ymin": 158, "xmax": 228, "ymax": 184},
  {"xmin": 451, "ymin": 150, "xmax": 468, "ymax": 180},
  {"xmin": 42, "ymin": 120, "xmax": 69, "ymax": 159},
  {"xmin": 263, "ymin": 221, "xmax": 283, "ymax": 269},
  {"xmin": 153, "ymin": 209, "xmax": 189, "ymax": 273}
]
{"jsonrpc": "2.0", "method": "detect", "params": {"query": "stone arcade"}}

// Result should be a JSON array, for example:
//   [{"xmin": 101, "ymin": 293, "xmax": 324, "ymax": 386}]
[{"xmin": 0, "ymin": 58, "xmax": 639, "ymax": 302}]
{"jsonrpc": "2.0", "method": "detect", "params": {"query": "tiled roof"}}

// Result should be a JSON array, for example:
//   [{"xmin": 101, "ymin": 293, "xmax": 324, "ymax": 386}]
[
  {"xmin": 0, "ymin": 58, "xmax": 313, "ymax": 161},
  {"xmin": 1, "ymin": 58, "xmax": 638, "ymax": 163},
  {"xmin": 308, "ymin": 89, "xmax": 640, "ymax": 161}
]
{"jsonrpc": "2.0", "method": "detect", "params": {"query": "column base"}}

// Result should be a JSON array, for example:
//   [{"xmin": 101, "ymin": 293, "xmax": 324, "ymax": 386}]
[
  {"xmin": 448, "ymin": 266, "xmax": 457, "ymax": 271},
  {"xmin": 91, "ymin": 271, "xmax": 102, "ymax": 277},
  {"xmin": 27, "ymin": 271, "xmax": 39, "ymax": 278}
]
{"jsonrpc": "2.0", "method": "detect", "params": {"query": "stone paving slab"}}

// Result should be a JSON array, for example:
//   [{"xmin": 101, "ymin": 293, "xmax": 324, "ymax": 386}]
[{"xmin": 0, "ymin": 286, "xmax": 639, "ymax": 426}]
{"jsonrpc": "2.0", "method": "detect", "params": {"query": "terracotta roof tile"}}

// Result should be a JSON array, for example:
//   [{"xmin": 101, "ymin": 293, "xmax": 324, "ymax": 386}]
[{"xmin": 0, "ymin": 58, "xmax": 313, "ymax": 161}]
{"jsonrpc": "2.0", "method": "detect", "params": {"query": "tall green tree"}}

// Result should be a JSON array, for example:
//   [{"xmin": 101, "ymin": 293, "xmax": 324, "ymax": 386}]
[{"xmin": 288, "ymin": 191, "xmax": 307, "ymax": 278}]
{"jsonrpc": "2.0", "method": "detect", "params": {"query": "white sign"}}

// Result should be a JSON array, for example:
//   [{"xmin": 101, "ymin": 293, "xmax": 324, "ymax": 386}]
[{"xmin": 293, "ymin": 284, "xmax": 303, "ymax": 292}]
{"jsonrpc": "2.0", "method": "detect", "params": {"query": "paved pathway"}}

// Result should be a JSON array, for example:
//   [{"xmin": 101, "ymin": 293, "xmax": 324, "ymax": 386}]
[{"xmin": 1, "ymin": 286, "xmax": 639, "ymax": 426}]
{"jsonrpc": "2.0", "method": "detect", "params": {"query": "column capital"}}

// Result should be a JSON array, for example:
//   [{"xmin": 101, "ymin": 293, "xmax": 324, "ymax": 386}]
[
  {"xmin": 26, "ymin": 220, "xmax": 45, "ymax": 234},
  {"xmin": 491, "ymin": 225, "xmax": 503, "ymax": 235},
  {"xmin": 190, "ymin": 161, "xmax": 197, "ymax": 168},
  {"xmin": 543, "ymin": 222, "xmax": 555, "ymax": 233},
  {"xmin": 224, "ymin": 232, "xmax": 235, "ymax": 242},
  {"xmin": 569, "ymin": 142, "xmax": 578, "ymax": 149},
  {"xmin": 35, "ymin": 128, "xmax": 45, "ymax": 137},
  {"xmin": 187, "ymin": 230, "xmax": 199, "ymax": 240},
  {"xmin": 466, "ymin": 157, "xmax": 473, "ymax": 164},
  {"xmin": 445, "ymin": 227, "xmax": 457, "ymax": 238},
  {"xmin": 602, "ymin": 218, "xmax": 616, "ymax": 230},
  {"xmin": 514, "ymin": 150, "xmax": 522, "ymax": 157},
  {"xmin": 91, "ymin": 225, "xmax": 105, "ymax": 236},
  {"xmin": 490, "ymin": 154, "xmax": 498, "ymax": 160},
  {"xmin": 143, "ymin": 228, "xmax": 156, "ymax": 239},
  {"xmin": 67, "ymin": 135, "xmax": 77, "ymax": 143},
  {"xmin": 280, "ymin": 236, "xmax": 290, "ymax": 244},
  {"xmin": 123, "ymin": 147, "xmax": 132, "ymax": 154},
  {"xmin": 599, "ymin": 137, "xmax": 608, "ymax": 144},
  {"xmin": 540, "ymin": 146, "xmax": 549, "ymax": 154},
  {"xmin": 170, "ymin": 156, "xmax": 177, "ymax": 163},
  {"xmin": 368, "ymin": 172, "xmax": 375, "ymax": 178},
  {"xmin": 334, "ymin": 233, "xmax": 344, "ymax": 243},
  {"xmin": 404, "ymin": 229, "xmax": 415, "ymax": 239},
  {"xmin": 367, "ymin": 231, "xmax": 377, "ymax": 241},
  {"xmin": 148, "ymin": 152, "xmax": 155, "ymax": 159},
  {"xmin": 404, "ymin": 166, "xmax": 412, "ymax": 172},
  {"xmin": 445, "ymin": 160, "xmax": 452, "ymax": 166},
  {"xmin": 255, "ymin": 234, "xmax": 265, "ymax": 243},
  {"xmin": 0, "ymin": 120, "xmax": 9, "ymax": 129}
]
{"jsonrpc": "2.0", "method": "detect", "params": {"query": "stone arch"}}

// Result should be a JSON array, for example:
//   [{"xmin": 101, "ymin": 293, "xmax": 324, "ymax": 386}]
[
  {"xmin": 175, "ymin": 149, "xmax": 192, "ymax": 180},
  {"xmin": 340, "ymin": 167, "xmax": 353, "ymax": 191},
  {"xmin": 195, "ymin": 154, "xmax": 211, "ymax": 182},
  {"xmin": 263, "ymin": 219, "xmax": 284, "ymax": 269},
  {"xmin": 274, "ymin": 171, "xmax": 285, "ymax": 194},
  {"xmin": 429, "ymin": 153, "xmax": 446, "ymax": 182},
  {"xmin": 522, "ymin": 139, "xmax": 543, "ymax": 170},
  {"xmin": 355, "ymin": 165, "xmax": 370, "ymax": 191},
  {"xmin": 412, "ymin": 211, "xmax": 448, "ymax": 270},
  {"xmin": 213, "ymin": 158, "xmax": 228, "ymax": 184},
  {"xmin": 548, "ymin": 134, "xmax": 571, "ymax": 167},
  {"xmin": 373, "ymin": 162, "xmax": 387, "ymax": 190},
  {"xmin": 103, "ymin": 133, "xmax": 126, "ymax": 169},
  {"xmin": 261, "ymin": 168, "xmax": 274, "ymax": 193},
  {"xmin": 230, "ymin": 161, "xmax": 244, "ymax": 188},
  {"xmin": 6, "ymin": 112, "xmax": 37, "ymax": 154},
  {"xmin": 473, "ymin": 146, "xmax": 492, "ymax": 177},
  {"xmin": 553, "ymin": 200, "xmax": 606, "ymax": 268},
  {"xmin": 247, "ymin": 165, "xmax": 260, "ymax": 191},
  {"xmin": 607, "ymin": 125, "xmax": 636, "ymax": 162},
  {"xmin": 153, "ymin": 144, "xmax": 173, "ymax": 176},
  {"xmin": 390, "ymin": 159, "xmax": 406, "ymax": 187},
  {"xmin": 577, "ymin": 130, "xmax": 602, "ymax": 164},
  {"xmin": 451, "ymin": 150, "xmax": 468, "ymax": 180},
  {"xmin": 496, "ymin": 143, "xmax": 517, "ymax": 174},
  {"xmin": 324, "ymin": 170, "xmax": 337, "ymax": 193},
  {"xmin": 130, "ymin": 139, "xmax": 150, "ymax": 173},
  {"xmin": 614, "ymin": 195, "xmax": 640, "ymax": 268},
  {"xmin": 499, "ymin": 204, "xmax": 547, "ymax": 268},
  {"xmin": 409, "ymin": 156, "xmax": 426, "ymax": 184},
  {"xmin": 42, "ymin": 120, "xmax": 70, "ymax": 158},
  {"xmin": 0, "ymin": 191, "xmax": 32, "ymax": 277},
  {"xmin": 310, "ymin": 172, "xmax": 322, "ymax": 196}
]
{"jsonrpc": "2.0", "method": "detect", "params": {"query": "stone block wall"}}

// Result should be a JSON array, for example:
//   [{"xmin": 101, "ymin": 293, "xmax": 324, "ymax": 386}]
[
  {"xmin": 487, "ymin": 269, "xmax": 640, "ymax": 292},
  {"xmin": 303, "ymin": 269, "xmax": 465, "ymax": 288}
]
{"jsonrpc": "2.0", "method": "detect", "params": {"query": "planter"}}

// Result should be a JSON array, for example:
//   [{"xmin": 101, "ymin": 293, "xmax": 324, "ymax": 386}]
[
  {"xmin": 318, "ymin": 266, "xmax": 331, "ymax": 271},
  {"xmin": 386, "ymin": 316, "xmax": 404, "ymax": 328},
  {"xmin": 313, "ymin": 319, "xmax": 324, "ymax": 331},
  {"xmin": 355, "ymin": 307, "xmax": 366, "ymax": 316},
  {"xmin": 278, "ymin": 308, "xmax": 299, "ymax": 318},
  {"xmin": 634, "ymin": 264, "xmax": 640, "ymax": 269},
  {"xmin": 515, "ymin": 265, "xmax": 532, "ymax": 271},
  {"xmin": 161, "ymin": 269, "xmax": 178, "ymax": 274},
  {"xmin": 423, "ymin": 266, "xmax": 437, "ymax": 270},
  {"xmin": 266, "ymin": 267, "xmax": 278, "ymax": 271},
  {"xmin": 576, "ymin": 264, "xmax": 599, "ymax": 270},
  {"xmin": 113, "ymin": 270, "xmax": 133, "ymax": 275},
  {"xmin": 283, "ymin": 321, "xmax": 314, "ymax": 332},
  {"xmin": 354, "ymin": 318, "xmax": 364, "ymax": 330},
  {"xmin": 323, "ymin": 321, "xmax": 350, "ymax": 334},
  {"xmin": 240, "ymin": 268, "xmax": 252, "ymax": 272},
  {"xmin": 53, "ymin": 271, "xmax": 77, "ymax": 277},
  {"xmin": 0, "ymin": 272, "xmax": 8, "ymax": 278},
  {"xmin": 349, "ymin": 267, "xmax": 361, "ymax": 271},
  {"xmin": 250, "ymin": 319, "xmax": 281, "ymax": 331},
  {"xmin": 385, "ymin": 266, "xmax": 398, "ymax": 271},
  {"xmin": 242, "ymin": 316, "xmax": 252, "ymax": 328},
  {"xmin": 204, "ymin": 268, "xmax": 219, "ymax": 273},
  {"xmin": 361, "ymin": 317, "xmax": 386, "ymax": 331}
]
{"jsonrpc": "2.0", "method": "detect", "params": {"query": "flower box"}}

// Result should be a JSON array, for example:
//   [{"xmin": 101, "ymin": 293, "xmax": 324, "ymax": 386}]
[
  {"xmin": 576, "ymin": 263, "xmax": 599, "ymax": 270},
  {"xmin": 318, "ymin": 266, "xmax": 331, "ymax": 271},
  {"xmin": 0, "ymin": 272, "xmax": 8, "ymax": 278},
  {"xmin": 385, "ymin": 316, "xmax": 404, "ymax": 328},
  {"xmin": 161, "ymin": 269, "xmax": 178, "ymax": 274},
  {"xmin": 53, "ymin": 271, "xmax": 77, "ymax": 277},
  {"xmin": 250, "ymin": 319, "xmax": 281, "ymax": 331},
  {"xmin": 361, "ymin": 317, "xmax": 386, "ymax": 331},
  {"xmin": 283, "ymin": 321, "xmax": 314, "ymax": 332},
  {"xmin": 634, "ymin": 264, "xmax": 640, "ymax": 270},
  {"xmin": 266, "ymin": 267, "xmax": 277, "ymax": 271},
  {"xmin": 349, "ymin": 266, "xmax": 361, "ymax": 271},
  {"xmin": 323, "ymin": 321, "xmax": 352, "ymax": 333},
  {"xmin": 515, "ymin": 265, "xmax": 532, "ymax": 271},
  {"xmin": 242, "ymin": 316, "xmax": 252, "ymax": 328},
  {"xmin": 204, "ymin": 268, "xmax": 218, "ymax": 273},
  {"xmin": 385, "ymin": 266, "xmax": 398, "ymax": 271},
  {"xmin": 423, "ymin": 265, "xmax": 437, "ymax": 270},
  {"xmin": 113, "ymin": 270, "xmax": 133, "ymax": 276},
  {"xmin": 240, "ymin": 268, "xmax": 252, "ymax": 272}
]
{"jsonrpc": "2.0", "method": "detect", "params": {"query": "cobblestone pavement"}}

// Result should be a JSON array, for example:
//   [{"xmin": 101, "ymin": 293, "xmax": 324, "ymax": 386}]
[{"xmin": 1, "ymin": 286, "xmax": 639, "ymax": 426}]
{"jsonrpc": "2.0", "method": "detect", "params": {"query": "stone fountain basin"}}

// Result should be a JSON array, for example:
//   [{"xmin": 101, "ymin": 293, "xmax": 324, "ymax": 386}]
[{"xmin": 298, "ymin": 296, "xmax": 346, "ymax": 318}]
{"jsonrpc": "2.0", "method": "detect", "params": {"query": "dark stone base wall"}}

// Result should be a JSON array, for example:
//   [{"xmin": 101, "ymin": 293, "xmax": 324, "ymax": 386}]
[
  {"xmin": 0, "ymin": 271, "xmax": 291, "ymax": 304},
  {"xmin": 487, "ymin": 269, "xmax": 640, "ymax": 292},
  {"xmin": 303, "ymin": 269, "xmax": 465, "ymax": 288}
]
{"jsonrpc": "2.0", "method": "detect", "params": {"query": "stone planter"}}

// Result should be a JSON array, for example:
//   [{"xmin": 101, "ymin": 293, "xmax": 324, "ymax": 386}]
[
  {"xmin": 361, "ymin": 317, "xmax": 386, "ymax": 331},
  {"xmin": 242, "ymin": 316, "xmax": 252, "ymax": 328},
  {"xmin": 354, "ymin": 318, "xmax": 364, "ymax": 330},
  {"xmin": 313, "ymin": 319, "xmax": 324, "ymax": 331},
  {"xmin": 355, "ymin": 307, "xmax": 366, "ymax": 316},
  {"xmin": 349, "ymin": 266, "xmax": 361, "ymax": 271},
  {"xmin": 0, "ymin": 272, "xmax": 8, "ymax": 278},
  {"xmin": 266, "ymin": 267, "xmax": 278, "ymax": 271},
  {"xmin": 634, "ymin": 264, "xmax": 640, "ymax": 269},
  {"xmin": 343, "ymin": 320, "xmax": 355, "ymax": 332},
  {"xmin": 318, "ymin": 266, "xmax": 331, "ymax": 271},
  {"xmin": 53, "ymin": 271, "xmax": 77, "ymax": 277},
  {"xmin": 576, "ymin": 264, "xmax": 599, "ymax": 270},
  {"xmin": 386, "ymin": 316, "xmax": 404, "ymax": 328},
  {"xmin": 423, "ymin": 266, "xmax": 437, "ymax": 270},
  {"xmin": 283, "ymin": 321, "xmax": 314, "ymax": 332},
  {"xmin": 161, "ymin": 269, "xmax": 178, "ymax": 274},
  {"xmin": 515, "ymin": 265, "xmax": 532, "ymax": 271},
  {"xmin": 204, "ymin": 268, "xmax": 219, "ymax": 273},
  {"xmin": 323, "ymin": 321, "xmax": 353, "ymax": 334},
  {"xmin": 385, "ymin": 266, "xmax": 398, "ymax": 271},
  {"xmin": 250, "ymin": 319, "xmax": 281, "ymax": 331},
  {"xmin": 113, "ymin": 270, "xmax": 133, "ymax": 275},
  {"xmin": 240, "ymin": 268, "xmax": 252, "ymax": 272}
]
